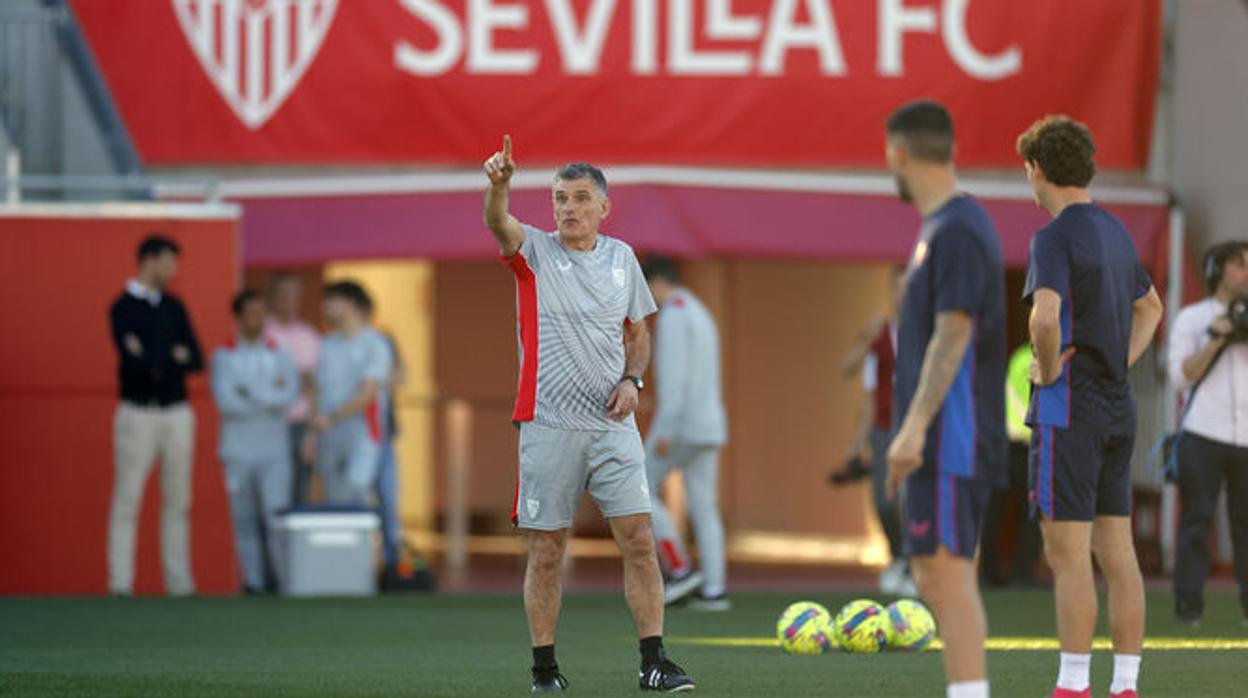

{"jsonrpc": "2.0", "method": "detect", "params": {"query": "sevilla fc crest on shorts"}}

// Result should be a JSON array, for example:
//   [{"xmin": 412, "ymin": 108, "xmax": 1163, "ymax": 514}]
[{"xmin": 173, "ymin": 0, "xmax": 339, "ymax": 129}]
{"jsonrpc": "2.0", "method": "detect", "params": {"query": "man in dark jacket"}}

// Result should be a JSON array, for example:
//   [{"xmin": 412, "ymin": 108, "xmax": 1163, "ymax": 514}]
[{"xmin": 108, "ymin": 235, "xmax": 204, "ymax": 596}]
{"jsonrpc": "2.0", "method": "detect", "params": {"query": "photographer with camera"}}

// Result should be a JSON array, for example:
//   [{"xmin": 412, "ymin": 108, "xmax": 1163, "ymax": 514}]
[{"xmin": 1169, "ymin": 240, "xmax": 1248, "ymax": 625}]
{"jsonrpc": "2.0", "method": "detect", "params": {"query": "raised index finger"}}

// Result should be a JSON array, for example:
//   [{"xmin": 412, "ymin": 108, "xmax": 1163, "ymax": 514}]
[{"xmin": 503, "ymin": 134, "xmax": 512, "ymax": 160}]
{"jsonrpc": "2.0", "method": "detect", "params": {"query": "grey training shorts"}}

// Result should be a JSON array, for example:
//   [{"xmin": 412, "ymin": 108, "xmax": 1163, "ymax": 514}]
[{"xmin": 512, "ymin": 421, "xmax": 651, "ymax": 531}]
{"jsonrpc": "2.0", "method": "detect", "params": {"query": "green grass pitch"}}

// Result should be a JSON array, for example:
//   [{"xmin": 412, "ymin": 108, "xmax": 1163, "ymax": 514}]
[{"xmin": 1, "ymin": 590, "xmax": 1244, "ymax": 696}]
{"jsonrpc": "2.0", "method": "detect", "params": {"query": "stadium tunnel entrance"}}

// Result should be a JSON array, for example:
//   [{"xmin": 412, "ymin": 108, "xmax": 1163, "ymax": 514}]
[{"xmin": 224, "ymin": 168, "xmax": 1188, "ymax": 577}]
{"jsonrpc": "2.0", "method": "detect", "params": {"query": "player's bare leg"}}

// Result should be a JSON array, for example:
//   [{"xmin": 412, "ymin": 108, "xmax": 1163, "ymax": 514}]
[
  {"xmin": 1092, "ymin": 516, "xmax": 1145, "ymax": 652},
  {"xmin": 609, "ymin": 513, "xmax": 695, "ymax": 691},
  {"xmin": 1042, "ymin": 520, "xmax": 1097, "ymax": 651},
  {"xmin": 1092, "ymin": 515, "xmax": 1145, "ymax": 696},
  {"xmin": 524, "ymin": 528, "xmax": 568, "ymax": 645},
  {"xmin": 523, "ymin": 528, "xmax": 570, "ymax": 691},
  {"xmin": 608, "ymin": 513, "xmax": 664, "ymax": 638},
  {"xmin": 912, "ymin": 547, "xmax": 988, "ymax": 685},
  {"xmin": 1041, "ymin": 519, "xmax": 1097, "ymax": 695}
]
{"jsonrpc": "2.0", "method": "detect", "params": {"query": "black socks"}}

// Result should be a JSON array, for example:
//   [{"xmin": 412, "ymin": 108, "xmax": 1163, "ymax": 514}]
[
  {"xmin": 640, "ymin": 635, "xmax": 664, "ymax": 665},
  {"xmin": 532, "ymin": 644, "xmax": 557, "ymax": 670},
  {"xmin": 533, "ymin": 638, "xmax": 663, "ymax": 672}
]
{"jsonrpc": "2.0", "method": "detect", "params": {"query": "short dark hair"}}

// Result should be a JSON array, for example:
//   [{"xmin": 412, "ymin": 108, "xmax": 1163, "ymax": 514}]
[
  {"xmin": 1204, "ymin": 240, "xmax": 1248, "ymax": 295},
  {"xmin": 1016, "ymin": 115, "xmax": 1097, "ymax": 188},
  {"xmin": 885, "ymin": 100, "xmax": 955, "ymax": 163},
  {"xmin": 231, "ymin": 288, "xmax": 263, "ymax": 316},
  {"xmin": 137, "ymin": 234, "xmax": 179, "ymax": 263},
  {"xmin": 555, "ymin": 163, "xmax": 608, "ymax": 195},
  {"xmin": 641, "ymin": 257, "xmax": 681, "ymax": 284},
  {"xmin": 267, "ymin": 272, "xmax": 301, "ymax": 294},
  {"xmin": 324, "ymin": 280, "xmax": 373, "ymax": 312}
]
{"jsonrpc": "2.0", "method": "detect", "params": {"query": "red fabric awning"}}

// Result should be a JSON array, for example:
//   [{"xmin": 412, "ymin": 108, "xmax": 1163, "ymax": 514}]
[{"xmin": 229, "ymin": 172, "xmax": 1171, "ymax": 273}]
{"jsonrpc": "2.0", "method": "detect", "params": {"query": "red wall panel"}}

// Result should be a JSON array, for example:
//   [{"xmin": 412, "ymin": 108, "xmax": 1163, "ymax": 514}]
[{"xmin": 0, "ymin": 212, "xmax": 240, "ymax": 595}]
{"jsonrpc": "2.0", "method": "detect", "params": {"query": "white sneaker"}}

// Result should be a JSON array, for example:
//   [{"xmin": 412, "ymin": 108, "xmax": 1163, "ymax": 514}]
[
  {"xmin": 878, "ymin": 559, "xmax": 907, "ymax": 595},
  {"xmin": 687, "ymin": 592, "xmax": 732, "ymax": 612},
  {"xmin": 663, "ymin": 571, "xmax": 704, "ymax": 606},
  {"xmin": 895, "ymin": 574, "xmax": 918, "ymax": 599}
]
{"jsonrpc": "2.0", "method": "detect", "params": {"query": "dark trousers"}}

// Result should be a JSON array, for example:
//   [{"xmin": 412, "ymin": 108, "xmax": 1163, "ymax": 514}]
[
  {"xmin": 1173, "ymin": 431, "xmax": 1248, "ymax": 614},
  {"xmin": 289, "ymin": 421, "xmax": 314, "ymax": 505},
  {"xmin": 980, "ymin": 441, "xmax": 1042, "ymax": 585}
]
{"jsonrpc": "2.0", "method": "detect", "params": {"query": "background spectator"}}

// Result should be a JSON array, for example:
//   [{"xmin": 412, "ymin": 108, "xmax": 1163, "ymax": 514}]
[
  {"xmin": 265, "ymin": 274, "xmax": 321, "ymax": 504},
  {"xmin": 1169, "ymin": 241, "xmax": 1248, "ymax": 625},
  {"xmin": 107, "ymin": 234, "xmax": 203, "ymax": 596},
  {"xmin": 642, "ymin": 257, "xmax": 731, "ymax": 610},
  {"xmin": 376, "ymin": 331, "xmax": 405, "ymax": 576},
  {"xmin": 305, "ymin": 281, "xmax": 393, "ymax": 506},
  {"xmin": 834, "ymin": 266, "xmax": 914, "ymax": 597},
  {"xmin": 212, "ymin": 290, "xmax": 299, "ymax": 594},
  {"xmin": 980, "ymin": 343, "xmax": 1043, "ymax": 587}
]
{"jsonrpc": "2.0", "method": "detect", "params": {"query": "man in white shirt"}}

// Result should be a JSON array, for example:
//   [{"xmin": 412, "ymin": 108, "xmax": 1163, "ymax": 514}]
[
  {"xmin": 641, "ymin": 258, "xmax": 730, "ymax": 610},
  {"xmin": 1169, "ymin": 240, "xmax": 1248, "ymax": 625}
]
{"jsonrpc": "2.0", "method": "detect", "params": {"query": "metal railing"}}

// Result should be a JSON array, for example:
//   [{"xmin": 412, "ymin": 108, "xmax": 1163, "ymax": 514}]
[
  {"xmin": 0, "ymin": 3, "xmax": 64, "ymax": 173},
  {"xmin": 0, "ymin": 170, "xmax": 223, "ymax": 204},
  {"xmin": 0, "ymin": 1, "xmax": 144, "ymax": 198}
]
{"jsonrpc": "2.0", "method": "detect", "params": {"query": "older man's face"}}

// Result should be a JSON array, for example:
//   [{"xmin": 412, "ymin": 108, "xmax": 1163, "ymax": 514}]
[{"xmin": 552, "ymin": 177, "xmax": 609, "ymax": 243}]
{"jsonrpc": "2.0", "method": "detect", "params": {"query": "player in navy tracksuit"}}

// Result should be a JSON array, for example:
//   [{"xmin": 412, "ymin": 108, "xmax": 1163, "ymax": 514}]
[
  {"xmin": 1017, "ymin": 116, "xmax": 1163, "ymax": 698},
  {"xmin": 884, "ymin": 101, "xmax": 1007, "ymax": 698}
]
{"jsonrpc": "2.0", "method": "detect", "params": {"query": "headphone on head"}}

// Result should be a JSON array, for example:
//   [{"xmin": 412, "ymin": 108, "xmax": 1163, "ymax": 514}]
[
  {"xmin": 1204, "ymin": 241, "xmax": 1248, "ymax": 295},
  {"xmin": 1204, "ymin": 248, "xmax": 1223, "ymax": 295}
]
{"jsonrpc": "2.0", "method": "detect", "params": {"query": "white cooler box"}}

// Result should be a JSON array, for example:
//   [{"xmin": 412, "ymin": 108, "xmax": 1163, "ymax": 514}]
[{"xmin": 274, "ymin": 510, "xmax": 379, "ymax": 597}]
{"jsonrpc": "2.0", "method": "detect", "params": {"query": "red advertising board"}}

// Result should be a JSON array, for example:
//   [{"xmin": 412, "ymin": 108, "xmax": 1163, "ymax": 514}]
[{"xmin": 73, "ymin": 0, "xmax": 1160, "ymax": 168}]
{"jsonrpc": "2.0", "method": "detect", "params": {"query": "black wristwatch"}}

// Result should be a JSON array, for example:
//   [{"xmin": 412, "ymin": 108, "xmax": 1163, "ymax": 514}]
[{"xmin": 621, "ymin": 375, "xmax": 645, "ymax": 392}]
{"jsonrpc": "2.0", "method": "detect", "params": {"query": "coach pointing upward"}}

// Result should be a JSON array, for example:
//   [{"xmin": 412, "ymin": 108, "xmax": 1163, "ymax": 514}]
[{"xmin": 483, "ymin": 137, "xmax": 695, "ymax": 693}]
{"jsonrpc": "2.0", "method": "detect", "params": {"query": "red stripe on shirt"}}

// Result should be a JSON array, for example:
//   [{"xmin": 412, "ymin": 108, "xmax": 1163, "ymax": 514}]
[
  {"xmin": 365, "ymin": 396, "xmax": 382, "ymax": 443},
  {"xmin": 503, "ymin": 253, "xmax": 540, "ymax": 422}
]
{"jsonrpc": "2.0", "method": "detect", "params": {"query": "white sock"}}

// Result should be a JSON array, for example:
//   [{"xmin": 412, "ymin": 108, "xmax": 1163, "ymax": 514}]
[
  {"xmin": 1110, "ymin": 654, "xmax": 1141, "ymax": 694},
  {"xmin": 1057, "ymin": 652, "xmax": 1091, "ymax": 691},
  {"xmin": 947, "ymin": 680, "xmax": 990, "ymax": 698},
  {"xmin": 701, "ymin": 584, "xmax": 725, "ymax": 598}
]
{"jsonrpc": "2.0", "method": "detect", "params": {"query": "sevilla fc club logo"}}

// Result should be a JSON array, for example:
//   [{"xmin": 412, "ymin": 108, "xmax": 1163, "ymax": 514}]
[{"xmin": 173, "ymin": 0, "xmax": 338, "ymax": 130}]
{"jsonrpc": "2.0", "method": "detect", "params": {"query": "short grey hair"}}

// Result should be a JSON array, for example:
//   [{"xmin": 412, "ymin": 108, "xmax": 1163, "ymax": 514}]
[{"xmin": 555, "ymin": 162, "xmax": 608, "ymax": 196}]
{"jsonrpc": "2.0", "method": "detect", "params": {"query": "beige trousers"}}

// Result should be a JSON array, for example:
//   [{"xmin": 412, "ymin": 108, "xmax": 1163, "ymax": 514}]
[{"xmin": 108, "ymin": 402, "xmax": 195, "ymax": 595}]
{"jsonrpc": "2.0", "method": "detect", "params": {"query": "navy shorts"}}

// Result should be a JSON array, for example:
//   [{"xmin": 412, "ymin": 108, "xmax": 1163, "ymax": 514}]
[
  {"xmin": 1028, "ymin": 424, "xmax": 1134, "ymax": 521},
  {"xmin": 903, "ymin": 472, "xmax": 991, "ymax": 559}
]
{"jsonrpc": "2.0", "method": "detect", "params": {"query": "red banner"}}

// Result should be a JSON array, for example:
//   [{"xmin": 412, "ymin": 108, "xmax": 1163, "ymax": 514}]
[{"xmin": 73, "ymin": 0, "xmax": 1161, "ymax": 168}]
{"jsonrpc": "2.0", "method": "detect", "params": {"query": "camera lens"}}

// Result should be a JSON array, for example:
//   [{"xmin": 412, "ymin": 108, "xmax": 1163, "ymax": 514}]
[{"xmin": 1230, "ymin": 295, "xmax": 1248, "ymax": 340}]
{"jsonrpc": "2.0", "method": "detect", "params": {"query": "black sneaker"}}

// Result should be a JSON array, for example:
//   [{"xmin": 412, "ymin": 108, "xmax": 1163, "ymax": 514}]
[
  {"xmin": 531, "ymin": 666, "xmax": 568, "ymax": 693},
  {"xmin": 639, "ymin": 654, "xmax": 695, "ymax": 692},
  {"xmin": 1175, "ymin": 599, "xmax": 1203, "ymax": 627}
]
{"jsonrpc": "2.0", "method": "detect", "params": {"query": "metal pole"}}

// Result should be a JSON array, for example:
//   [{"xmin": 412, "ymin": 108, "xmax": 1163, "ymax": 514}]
[
  {"xmin": 1159, "ymin": 204, "xmax": 1185, "ymax": 574},
  {"xmin": 445, "ymin": 399, "xmax": 472, "ymax": 584},
  {"xmin": 5, "ymin": 151, "xmax": 19, "ymax": 204}
]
